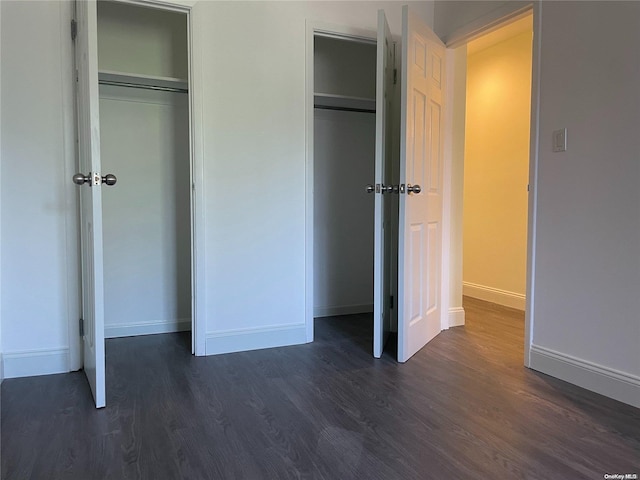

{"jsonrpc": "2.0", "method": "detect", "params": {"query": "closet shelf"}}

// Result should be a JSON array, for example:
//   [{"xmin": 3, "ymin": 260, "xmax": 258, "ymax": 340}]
[
  {"xmin": 314, "ymin": 93, "xmax": 375, "ymax": 113},
  {"xmin": 98, "ymin": 70, "xmax": 188, "ymax": 93}
]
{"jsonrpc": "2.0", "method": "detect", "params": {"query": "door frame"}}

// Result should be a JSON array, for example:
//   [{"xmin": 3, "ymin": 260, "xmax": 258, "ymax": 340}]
[
  {"xmin": 304, "ymin": 21, "xmax": 378, "ymax": 342},
  {"xmin": 439, "ymin": 2, "xmax": 540, "ymax": 367},
  {"xmin": 68, "ymin": 0, "xmax": 206, "ymax": 368}
]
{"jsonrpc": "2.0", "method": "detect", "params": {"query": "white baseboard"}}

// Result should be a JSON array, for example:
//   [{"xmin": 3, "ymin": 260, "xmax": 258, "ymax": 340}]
[
  {"xmin": 3, "ymin": 348, "xmax": 69, "ymax": 379},
  {"xmin": 530, "ymin": 344, "xmax": 640, "ymax": 408},
  {"xmin": 449, "ymin": 307, "xmax": 465, "ymax": 327},
  {"xmin": 313, "ymin": 304, "xmax": 374, "ymax": 318},
  {"xmin": 206, "ymin": 323, "xmax": 308, "ymax": 355},
  {"xmin": 463, "ymin": 282, "xmax": 526, "ymax": 310},
  {"xmin": 105, "ymin": 318, "xmax": 191, "ymax": 338}
]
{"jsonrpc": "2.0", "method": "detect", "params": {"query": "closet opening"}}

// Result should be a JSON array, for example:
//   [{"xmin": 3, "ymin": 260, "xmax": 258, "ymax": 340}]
[
  {"xmin": 311, "ymin": 33, "xmax": 380, "ymax": 354},
  {"xmin": 97, "ymin": 1, "xmax": 193, "ymax": 352}
]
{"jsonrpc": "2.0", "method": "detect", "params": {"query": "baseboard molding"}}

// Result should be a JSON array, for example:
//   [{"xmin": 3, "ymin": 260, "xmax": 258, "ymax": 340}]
[
  {"xmin": 313, "ymin": 304, "xmax": 374, "ymax": 318},
  {"xmin": 206, "ymin": 323, "xmax": 308, "ymax": 355},
  {"xmin": 3, "ymin": 348, "xmax": 69, "ymax": 379},
  {"xmin": 463, "ymin": 282, "xmax": 526, "ymax": 310},
  {"xmin": 449, "ymin": 307, "xmax": 465, "ymax": 327},
  {"xmin": 105, "ymin": 319, "xmax": 191, "ymax": 338},
  {"xmin": 530, "ymin": 344, "xmax": 640, "ymax": 408}
]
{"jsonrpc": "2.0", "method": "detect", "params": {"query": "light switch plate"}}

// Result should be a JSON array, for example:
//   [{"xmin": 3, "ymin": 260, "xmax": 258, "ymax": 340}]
[{"xmin": 553, "ymin": 128, "xmax": 567, "ymax": 152}]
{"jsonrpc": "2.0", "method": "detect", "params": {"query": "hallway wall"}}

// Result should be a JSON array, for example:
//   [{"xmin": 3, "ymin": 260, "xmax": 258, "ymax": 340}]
[{"xmin": 463, "ymin": 20, "xmax": 532, "ymax": 309}]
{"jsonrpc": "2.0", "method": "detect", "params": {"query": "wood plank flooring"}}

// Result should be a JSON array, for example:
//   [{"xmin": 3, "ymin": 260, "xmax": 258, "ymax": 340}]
[{"xmin": 2, "ymin": 297, "xmax": 639, "ymax": 479}]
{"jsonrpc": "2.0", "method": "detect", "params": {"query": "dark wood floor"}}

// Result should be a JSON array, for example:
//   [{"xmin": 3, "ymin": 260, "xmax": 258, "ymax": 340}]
[{"xmin": 2, "ymin": 298, "xmax": 639, "ymax": 479}]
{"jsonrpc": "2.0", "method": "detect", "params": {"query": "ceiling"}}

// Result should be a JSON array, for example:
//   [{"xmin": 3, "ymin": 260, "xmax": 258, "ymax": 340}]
[{"xmin": 467, "ymin": 15, "xmax": 533, "ymax": 56}]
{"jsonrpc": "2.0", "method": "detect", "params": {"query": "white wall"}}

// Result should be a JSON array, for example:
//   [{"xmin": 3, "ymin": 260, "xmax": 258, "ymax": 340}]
[
  {"xmin": 1, "ymin": 0, "xmax": 79, "ymax": 378},
  {"xmin": 0, "ymin": 1, "xmax": 433, "ymax": 369},
  {"xmin": 529, "ymin": 1, "xmax": 640, "ymax": 407},
  {"xmin": 436, "ymin": 0, "xmax": 640, "ymax": 407},
  {"xmin": 314, "ymin": 109, "xmax": 375, "ymax": 316},
  {"xmin": 195, "ymin": 1, "xmax": 433, "ymax": 353}
]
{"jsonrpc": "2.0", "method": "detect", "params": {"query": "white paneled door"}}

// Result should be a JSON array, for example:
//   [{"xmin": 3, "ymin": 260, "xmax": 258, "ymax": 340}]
[
  {"xmin": 74, "ymin": 0, "xmax": 106, "ymax": 408},
  {"xmin": 373, "ymin": 10, "xmax": 395, "ymax": 358},
  {"xmin": 397, "ymin": 6, "xmax": 446, "ymax": 363}
]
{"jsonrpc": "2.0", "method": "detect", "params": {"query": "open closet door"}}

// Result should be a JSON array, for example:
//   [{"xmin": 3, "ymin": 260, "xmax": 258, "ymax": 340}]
[
  {"xmin": 74, "ymin": 0, "xmax": 106, "ymax": 408},
  {"xmin": 373, "ymin": 10, "xmax": 394, "ymax": 358},
  {"xmin": 397, "ymin": 6, "xmax": 446, "ymax": 363}
]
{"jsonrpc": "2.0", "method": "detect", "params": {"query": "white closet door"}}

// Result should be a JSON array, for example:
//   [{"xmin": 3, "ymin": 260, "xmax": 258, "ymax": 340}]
[
  {"xmin": 373, "ymin": 9, "xmax": 394, "ymax": 358},
  {"xmin": 75, "ymin": 0, "xmax": 106, "ymax": 408},
  {"xmin": 397, "ymin": 6, "xmax": 446, "ymax": 363}
]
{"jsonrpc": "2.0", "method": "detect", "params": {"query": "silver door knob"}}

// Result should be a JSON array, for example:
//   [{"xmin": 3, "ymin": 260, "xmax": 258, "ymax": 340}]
[
  {"xmin": 381, "ymin": 185, "xmax": 394, "ymax": 194},
  {"xmin": 102, "ymin": 174, "xmax": 117, "ymax": 186},
  {"xmin": 407, "ymin": 184, "xmax": 421, "ymax": 194},
  {"xmin": 73, "ymin": 173, "xmax": 90, "ymax": 185},
  {"xmin": 366, "ymin": 184, "xmax": 375, "ymax": 193},
  {"xmin": 73, "ymin": 172, "xmax": 117, "ymax": 186}
]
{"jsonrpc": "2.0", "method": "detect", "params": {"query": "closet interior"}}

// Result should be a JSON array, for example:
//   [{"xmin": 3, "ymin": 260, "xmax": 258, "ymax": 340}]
[
  {"xmin": 313, "ymin": 35, "xmax": 377, "ymax": 319},
  {"xmin": 97, "ymin": 1, "xmax": 192, "ymax": 340}
]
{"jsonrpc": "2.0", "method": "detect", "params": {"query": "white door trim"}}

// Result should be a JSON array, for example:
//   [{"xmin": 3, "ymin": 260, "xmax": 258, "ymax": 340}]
[
  {"xmin": 441, "ymin": 3, "xmax": 533, "ymax": 48},
  {"xmin": 440, "ymin": 2, "xmax": 539, "ymax": 367},
  {"xmin": 524, "ymin": 2, "xmax": 541, "ymax": 368},
  {"xmin": 67, "ymin": 0, "xmax": 206, "ymax": 362},
  {"xmin": 304, "ymin": 20, "xmax": 377, "ymax": 343},
  {"xmin": 63, "ymin": 0, "xmax": 83, "ymax": 372}
]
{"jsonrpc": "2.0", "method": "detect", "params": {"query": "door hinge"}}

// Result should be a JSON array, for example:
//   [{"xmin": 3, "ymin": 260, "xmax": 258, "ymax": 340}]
[
  {"xmin": 390, "ymin": 295, "xmax": 394, "ymax": 309},
  {"xmin": 79, "ymin": 318, "xmax": 84, "ymax": 337},
  {"xmin": 71, "ymin": 19, "xmax": 77, "ymax": 41},
  {"xmin": 393, "ymin": 68, "xmax": 397, "ymax": 85}
]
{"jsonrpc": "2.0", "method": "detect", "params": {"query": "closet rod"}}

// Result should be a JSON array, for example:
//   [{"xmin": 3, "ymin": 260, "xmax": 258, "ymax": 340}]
[
  {"xmin": 314, "ymin": 104, "xmax": 375, "ymax": 114},
  {"xmin": 99, "ymin": 80, "xmax": 188, "ymax": 94}
]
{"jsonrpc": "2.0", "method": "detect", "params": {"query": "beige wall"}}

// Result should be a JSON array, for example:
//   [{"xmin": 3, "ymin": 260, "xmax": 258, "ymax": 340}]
[{"xmin": 463, "ymin": 25, "xmax": 532, "ymax": 309}]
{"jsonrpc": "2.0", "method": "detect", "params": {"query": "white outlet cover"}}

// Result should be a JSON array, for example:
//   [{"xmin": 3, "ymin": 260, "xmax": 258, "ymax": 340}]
[{"xmin": 553, "ymin": 128, "xmax": 567, "ymax": 152}]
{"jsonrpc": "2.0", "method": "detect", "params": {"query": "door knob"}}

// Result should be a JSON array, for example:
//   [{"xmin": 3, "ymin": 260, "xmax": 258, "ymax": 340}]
[
  {"xmin": 381, "ymin": 185, "xmax": 394, "ymax": 194},
  {"xmin": 366, "ymin": 184, "xmax": 375, "ymax": 193},
  {"xmin": 73, "ymin": 173, "xmax": 90, "ymax": 185},
  {"xmin": 407, "ymin": 184, "xmax": 421, "ymax": 195},
  {"xmin": 73, "ymin": 173, "xmax": 117, "ymax": 186},
  {"xmin": 102, "ymin": 174, "xmax": 117, "ymax": 186}
]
